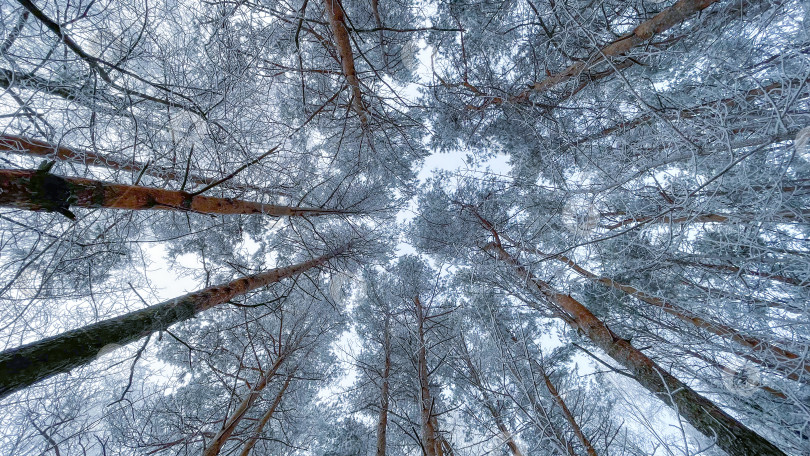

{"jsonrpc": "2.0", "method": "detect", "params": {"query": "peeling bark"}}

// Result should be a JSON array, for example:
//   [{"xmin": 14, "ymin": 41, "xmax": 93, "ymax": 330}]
[{"xmin": 0, "ymin": 168, "xmax": 347, "ymax": 217}]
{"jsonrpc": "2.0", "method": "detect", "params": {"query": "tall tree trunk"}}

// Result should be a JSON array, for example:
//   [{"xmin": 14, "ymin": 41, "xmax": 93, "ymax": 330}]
[
  {"xmin": 415, "ymin": 296, "xmax": 444, "ymax": 456},
  {"xmin": 322, "ymin": 0, "xmax": 367, "ymax": 123},
  {"xmin": 484, "ymin": 243, "xmax": 786, "ymax": 456},
  {"xmin": 481, "ymin": 0, "xmax": 723, "ymax": 107},
  {"xmin": 0, "ymin": 247, "xmax": 346, "ymax": 399},
  {"xmin": 502, "ymin": 234, "xmax": 810, "ymax": 382},
  {"xmin": 204, "ymin": 355, "xmax": 288, "ymax": 456},
  {"xmin": 376, "ymin": 310, "xmax": 392, "ymax": 456},
  {"xmin": 535, "ymin": 362, "xmax": 597, "ymax": 456},
  {"xmin": 496, "ymin": 330, "xmax": 577, "ymax": 456},
  {"xmin": 239, "ymin": 371, "xmax": 295, "ymax": 456},
  {"xmin": 0, "ymin": 135, "xmax": 273, "ymax": 195},
  {"xmin": 457, "ymin": 334, "xmax": 524, "ymax": 456},
  {"xmin": 0, "ymin": 168, "xmax": 347, "ymax": 217}
]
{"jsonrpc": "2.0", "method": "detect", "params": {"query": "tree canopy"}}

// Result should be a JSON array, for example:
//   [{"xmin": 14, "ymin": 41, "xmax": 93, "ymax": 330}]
[{"xmin": 0, "ymin": 0, "xmax": 808, "ymax": 454}]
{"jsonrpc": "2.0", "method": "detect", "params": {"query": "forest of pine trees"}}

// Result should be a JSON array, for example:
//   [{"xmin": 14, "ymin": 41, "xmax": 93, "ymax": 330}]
[{"xmin": 0, "ymin": 0, "xmax": 808, "ymax": 454}]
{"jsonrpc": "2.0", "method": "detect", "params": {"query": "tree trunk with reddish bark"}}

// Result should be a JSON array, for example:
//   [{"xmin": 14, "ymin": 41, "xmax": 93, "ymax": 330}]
[
  {"xmin": 322, "ymin": 0, "xmax": 368, "ymax": 123},
  {"xmin": 415, "ymin": 296, "xmax": 445, "ymax": 456},
  {"xmin": 480, "ymin": 0, "xmax": 723, "ymax": 108},
  {"xmin": 239, "ymin": 372, "xmax": 295, "ymax": 456},
  {"xmin": 485, "ymin": 243, "xmax": 786, "ymax": 456},
  {"xmin": 0, "ymin": 247, "xmax": 346, "ymax": 399},
  {"xmin": 203, "ymin": 355, "xmax": 288, "ymax": 456},
  {"xmin": 535, "ymin": 362, "xmax": 597, "ymax": 456},
  {"xmin": 0, "ymin": 168, "xmax": 347, "ymax": 217},
  {"xmin": 0, "ymin": 135, "xmax": 273, "ymax": 195},
  {"xmin": 502, "ymin": 234, "xmax": 810, "ymax": 382}
]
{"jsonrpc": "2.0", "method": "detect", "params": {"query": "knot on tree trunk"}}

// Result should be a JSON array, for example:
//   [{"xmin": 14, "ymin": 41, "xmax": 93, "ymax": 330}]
[{"xmin": 29, "ymin": 161, "xmax": 75, "ymax": 219}]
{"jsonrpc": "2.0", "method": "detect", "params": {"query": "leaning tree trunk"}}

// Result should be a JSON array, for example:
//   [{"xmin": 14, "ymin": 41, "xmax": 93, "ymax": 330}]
[
  {"xmin": 322, "ymin": 0, "xmax": 367, "ymax": 123},
  {"xmin": 481, "ymin": 0, "xmax": 725, "ymax": 107},
  {"xmin": 239, "ymin": 371, "xmax": 295, "ymax": 456},
  {"xmin": 0, "ymin": 247, "xmax": 346, "ymax": 399},
  {"xmin": 0, "ymin": 168, "xmax": 348, "ymax": 217},
  {"xmin": 497, "ymin": 331, "xmax": 576, "ymax": 456},
  {"xmin": 502, "ymin": 234, "xmax": 809, "ymax": 382},
  {"xmin": 535, "ymin": 361, "xmax": 597, "ymax": 456},
  {"xmin": 0, "ymin": 135, "xmax": 273, "ymax": 195},
  {"xmin": 203, "ymin": 354, "xmax": 288, "ymax": 456},
  {"xmin": 485, "ymin": 243, "xmax": 786, "ymax": 456}
]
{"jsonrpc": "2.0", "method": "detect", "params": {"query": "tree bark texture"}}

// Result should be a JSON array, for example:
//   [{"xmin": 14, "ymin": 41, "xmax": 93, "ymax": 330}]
[
  {"xmin": 415, "ymin": 296, "xmax": 444, "ymax": 456},
  {"xmin": 478, "ymin": 0, "xmax": 724, "ymax": 108},
  {"xmin": 485, "ymin": 243, "xmax": 786, "ymax": 456},
  {"xmin": 0, "ymin": 135, "xmax": 272, "ymax": 195},
  {"xmin": 502, "ymin": 234, "xmax": 810, "ymax": 382},
  {"xmin": 537, "ymin": 363, "xmax": 597, "ymax": 456},
  {"xmin": 203, "ymin": 355, "xmax": 287, "ymax": 456},
  {"xmin": 322, "ymin": 0, "xmax": 368, "ymax": 123},
  {"xmin": 0, "ymin": 168, "xmax": 345, "ymax": 217},
  {"xmin": 239, "ymin": 372, "xmax": 294, "ymax": 456},
  {"xmin": 0, "ymin": 247, "xmax": 345, "ymax": 399}
]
